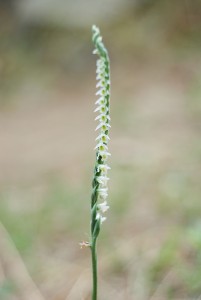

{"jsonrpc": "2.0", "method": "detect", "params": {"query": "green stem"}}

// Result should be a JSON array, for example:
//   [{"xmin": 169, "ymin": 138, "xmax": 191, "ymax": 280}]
[{"xmin": 91, "ymin": 238, "xmax": 98, "ymax": 300}]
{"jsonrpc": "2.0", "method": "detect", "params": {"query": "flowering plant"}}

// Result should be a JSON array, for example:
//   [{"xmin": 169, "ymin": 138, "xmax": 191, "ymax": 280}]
[
  {"xmin": 80, "ymin": 25, "xmax": 111, "ymax": 300},
  {"xmin": 91, "ymin": 24, "xmax": 111, "ymax": 240}
]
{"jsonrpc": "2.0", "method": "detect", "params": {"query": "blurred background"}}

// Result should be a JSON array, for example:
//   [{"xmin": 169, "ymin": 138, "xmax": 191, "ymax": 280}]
[{"xmin": 0, "ymin": 0, "xmax": 201, "ymax": 299}]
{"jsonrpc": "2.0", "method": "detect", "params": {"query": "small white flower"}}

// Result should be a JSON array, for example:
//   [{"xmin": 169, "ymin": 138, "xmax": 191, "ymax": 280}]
[
  {"xmin": 95, "ymin": 114, "xmax": 106, "ymax": 121},
  {"xmin": 95, "ymin": 142, "xmax": 108, "ymax": 152},
  {"xmin": 100, "ymin": 134, "xmax": 110, "ymax": 143},
  {"xmin": 98, "ymin": 187, "xmax": 108, "ymax": 200},
  {"xmin": 96, "ymin": 73, "xmax": 104, "ymax": 80},
  {"xmin": 97, "ymin": 187, "xmax": 108, "ymax": 193},
  {"xmin": 96, "ymin": 213, "xmax": 106, "ymax": 224},
  {"xmin": 96, "ymin": 133, "xmax": 110, "ymax": 142},
  {"xmin": 96, "ymin": 176, "xmax": 110, "ymax": 185},
  {"xmin": 99, "ymin": 106, "xmax": 108, "ymax": 114},
  {"xmin": 96, "ymin": 63, "xmax": 105, "ymax": 70},
  {"xmin": 96, "ymin": 132, "xmax": 110, "ymax": 145},
  {"xmin": 98, "ymin": 151, "xmax": 111, "ymax": 159},
  {"xmin": 96, "ymin": 69, "xmax": 105, "ymax": 76},
  {"xmin": 96, "ymin": 57, "xmax": 105, "ymax": 67},
  {"xmin": 95, "ymin": 97, "xmax": 105, "ymax": 106},
  {"xmin": 96, "ymin": 88, "xmax": 107, "ymax": 96},
  {"xmin": 95, "ymin": 122, "xmax": 111, "ymax": 131},
  {"xmin": 96, "ymin": 80, "xmax": 105, "ymax": 88},
  {"xmin": 95, "ymin": 114, "xmax": 110, "ymax": 122},
  {"xmin": 99, "ymin": 192, "xmax": 108, "ymax": 201},
  {"xmin": 97, "ymin": 164, "xmax": 111, "ymax": 173},
  {"xmin": 94, "ymin": 105, "xmax": 108, "ymax": 113},
  {"xmin": 97, "ymin": 201, "xmax": 109, "ymax": 213},
  {"xmin": 96, "ymin": 64, "xmax": 105, "ymax": 71},
  {"xmin": 97, "ymin": 58, "xmax": 104, "ymax": 65}
]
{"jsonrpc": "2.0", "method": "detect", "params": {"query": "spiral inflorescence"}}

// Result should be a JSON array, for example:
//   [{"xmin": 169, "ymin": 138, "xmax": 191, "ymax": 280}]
[{"xmin": 91, "ymin": 25, "xmax": 111, "ymax": 240}]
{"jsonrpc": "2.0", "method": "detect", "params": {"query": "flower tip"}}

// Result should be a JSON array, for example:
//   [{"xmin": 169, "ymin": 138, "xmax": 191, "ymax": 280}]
[{"xmin": 92, "ymin": 25, "xmax": 99, "ymax": 34}]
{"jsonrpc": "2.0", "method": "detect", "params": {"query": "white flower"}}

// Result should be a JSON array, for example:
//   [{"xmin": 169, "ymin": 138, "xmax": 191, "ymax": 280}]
[
  {"xmin": 97, "ymin": 187, "xmax": 108, "ymax": 200},
  {"xmin": 96, "ymin": 213, "xmax": 106, "ymax": 224},
  {"xmin": 98, "ymin": 151, "xmax": 111, "ymax": 161},
  {"xmin": 95, "ymin": 114, "xmax": 110, "ymax": 122},
  {"xmin": 95, "ymin": 122, "xmax": 111, "ymax": 131},
  {"xmin": 96, "ymin": 80, "xmax": 105, "ymax": 88},
  {"xmin": 96, "ymin": 64, "xmax": 105, "ymax": 71},
  {"xmin": 95, "ymin": 97, "xmax": 105, "ymax": 106},
  {"xmin": 93, "ymin": 49, "xmax": 98, "ymax": 55},
  {"xmin": 96, "ymin": 58, "xmax": 104, "ymax": 65},
  {"xmin": 98, "ymin": 188, "xmax": 108, "ymax": 201},
  {"xmin": 96, "ymin": 176, "xmax": 110, "ymax": 185},
  {"xmin": 96, "ymin": 61, "xmax": 105, "ymax": 70},
  {"xmin": 96, "ymin": 88, "xmax": 108, "ymax": 96},
  {"xmin": 96, "ymin": 73, "xmax": 104, "ymax": 80},
  {"xmin": 97, "ymin": 201, "xmax": 109, "ymax": 213},
  {"xmin": 96, "ymin": 133, "xmax": 110, "ymax": 143},
  {"xmin": 95, "ymin": 142, "xmax": 108, "ymax": 152},
  {"xmin": 94, "ymin": 105, "xmax": 108, "ymax": 113},
  {"xmin": 99, "ymin": 192, "xmax": 108, "ymax": 201},
  {"xmin": 97, "ymin": 164, "xmax": 111, "ymax": 173}
]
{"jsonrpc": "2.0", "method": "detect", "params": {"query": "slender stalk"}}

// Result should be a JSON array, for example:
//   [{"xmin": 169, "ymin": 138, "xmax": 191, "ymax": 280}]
[{"xmin": 91, "ymin": 238, "xmax": 97, "ymax": 300}]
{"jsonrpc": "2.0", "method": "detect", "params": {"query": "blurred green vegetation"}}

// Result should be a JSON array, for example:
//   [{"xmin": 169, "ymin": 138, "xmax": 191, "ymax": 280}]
[
  {"xmin": 0, "ymin": 280, "xmax": 17, "ymax": 300},
  {"xmin": 0, "ymin": 180, "xmax": 89, "ymax": 256}
]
